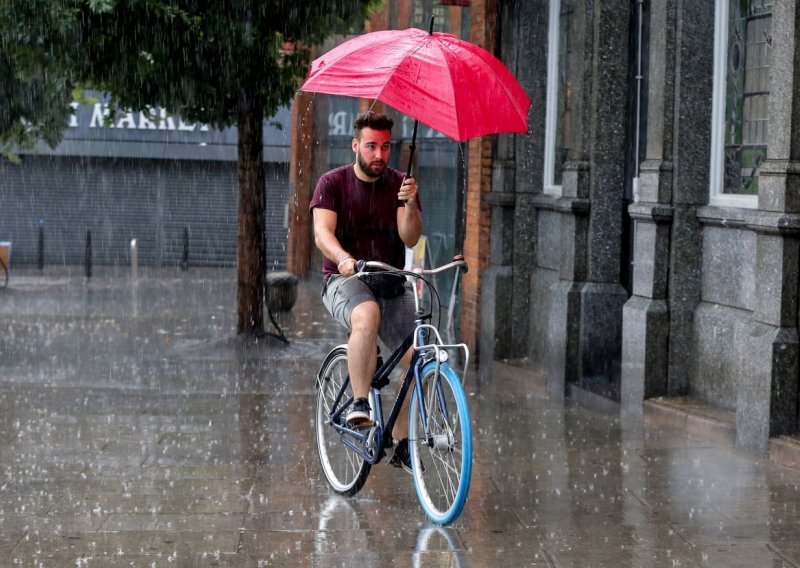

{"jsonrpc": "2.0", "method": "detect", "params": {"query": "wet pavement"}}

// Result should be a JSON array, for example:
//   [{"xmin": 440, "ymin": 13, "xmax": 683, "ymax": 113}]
[{"xmin": 1, "ymin": 267, "xmax": 800, "ymax": 567}]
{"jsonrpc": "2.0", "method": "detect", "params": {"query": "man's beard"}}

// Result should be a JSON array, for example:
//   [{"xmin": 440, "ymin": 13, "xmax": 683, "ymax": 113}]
[{"xmin": 357, "ymin": 151, "xmax": 386, "ymax": 178}]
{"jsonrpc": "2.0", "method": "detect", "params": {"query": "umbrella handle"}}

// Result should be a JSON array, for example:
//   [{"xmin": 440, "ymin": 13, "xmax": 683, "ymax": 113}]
[{"xmin": 405, "ymin": 119, "xmax": 419, "ymax": 178}]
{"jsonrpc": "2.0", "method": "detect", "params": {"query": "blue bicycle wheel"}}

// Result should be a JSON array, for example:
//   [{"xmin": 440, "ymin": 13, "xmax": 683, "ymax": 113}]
[{"xmin": 408, "ymin": 361, "xmax": 472, "ymax": 524}]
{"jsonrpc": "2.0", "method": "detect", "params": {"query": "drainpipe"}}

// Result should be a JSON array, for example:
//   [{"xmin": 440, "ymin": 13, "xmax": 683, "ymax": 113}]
[{"xmin": 632, "ymin": 0, "xmax": 645, "ymax": 203}]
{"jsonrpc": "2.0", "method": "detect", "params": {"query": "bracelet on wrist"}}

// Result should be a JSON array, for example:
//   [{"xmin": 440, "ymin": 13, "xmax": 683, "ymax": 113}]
[{"xmin": 337, "ymin": 255, "xmax": 353, "ymax": 269}]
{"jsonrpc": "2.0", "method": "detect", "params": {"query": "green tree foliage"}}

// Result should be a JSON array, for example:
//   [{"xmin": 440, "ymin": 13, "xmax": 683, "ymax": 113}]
[
  {"xmin": 1, "ymin": 0, "xmax": 381, "ymax": 333},
  {"xmin": 0, "ymin": 0, "xmax": 79, "ymax": 160},
  {"xmin": 73, "ymin": 1, "xmax": 378, "ymax": 127}
]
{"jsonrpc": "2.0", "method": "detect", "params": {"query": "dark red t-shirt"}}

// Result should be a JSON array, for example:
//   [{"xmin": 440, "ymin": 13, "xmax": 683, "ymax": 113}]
[{"xmin": 310, "ymin": 164, "xmax": 418, "ymax": 281}]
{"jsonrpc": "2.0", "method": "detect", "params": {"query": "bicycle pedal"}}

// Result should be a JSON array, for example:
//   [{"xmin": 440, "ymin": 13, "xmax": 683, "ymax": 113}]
[{"xmin": 349, "ymin": 420, "xmax": 374, "ymax": 431}]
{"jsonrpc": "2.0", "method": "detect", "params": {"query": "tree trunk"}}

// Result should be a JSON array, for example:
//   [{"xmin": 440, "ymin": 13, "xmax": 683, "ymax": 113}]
[{"xmin": 236, "ymin": 91, "xmax": 266, "ymax": 334}]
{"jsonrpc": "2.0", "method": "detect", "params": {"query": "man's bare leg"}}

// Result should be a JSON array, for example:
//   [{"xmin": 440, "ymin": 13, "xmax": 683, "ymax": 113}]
[{"xmin": 347, "ymin": 301, "xmax": 381, "ymax": 402}]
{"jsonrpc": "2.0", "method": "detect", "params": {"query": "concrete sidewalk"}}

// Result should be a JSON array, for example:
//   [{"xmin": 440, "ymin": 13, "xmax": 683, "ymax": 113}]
[{"xmin": 1, "ymin": 267, "xmax": 800, "ymax": 566}]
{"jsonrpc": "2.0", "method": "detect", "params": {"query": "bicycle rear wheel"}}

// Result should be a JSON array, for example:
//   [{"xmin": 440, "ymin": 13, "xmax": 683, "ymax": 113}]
[
  {"xmin": 315, "ymin": 346, "xmax": 371, "ymax": 496},
  {"xmin": 409, "ymin": 361, "xmax": 472, "ymax": 524}
]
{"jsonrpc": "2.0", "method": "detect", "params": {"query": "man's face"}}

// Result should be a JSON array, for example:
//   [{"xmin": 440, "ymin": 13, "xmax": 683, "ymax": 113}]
[{"xmin": 353, "ymin": 127, "xmax": 391, "ymax": 179}]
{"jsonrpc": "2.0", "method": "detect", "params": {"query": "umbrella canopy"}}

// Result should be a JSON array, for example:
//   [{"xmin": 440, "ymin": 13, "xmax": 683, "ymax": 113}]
[{"xmin": 300, "ymin": 27, "xmax": 530, "ymax": 142}]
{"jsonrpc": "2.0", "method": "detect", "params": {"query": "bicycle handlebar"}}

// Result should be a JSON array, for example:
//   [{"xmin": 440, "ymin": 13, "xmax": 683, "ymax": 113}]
[{"xmin": 355, "ymin": 255, "xmax": 468, "ymax": 277}]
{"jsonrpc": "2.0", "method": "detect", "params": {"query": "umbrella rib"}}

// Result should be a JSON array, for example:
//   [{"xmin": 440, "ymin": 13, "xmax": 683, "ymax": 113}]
[
  {"xmin": 434, "ymin": 36, "xmax": 463, "ymax": 140},
  {"xmin": 435, "ymin": 36, "xmax": 530, "ymax": 135},
  {"xmin": 370, "ymin": 39, "xmax": 430, "ymax": 120}
]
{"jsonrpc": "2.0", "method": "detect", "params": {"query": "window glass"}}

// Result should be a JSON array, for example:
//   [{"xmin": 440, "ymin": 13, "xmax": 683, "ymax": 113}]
[
  {"xmin": 723, "ymin": 0, "xmax": 772, "ymax": 195},
  {"xmin": 554, "ymin": 0, "xmax": 574, "ymax": 186},
  {"xmin": 545, "ymin": 0, "xmax": 574, "ymax": 194}
]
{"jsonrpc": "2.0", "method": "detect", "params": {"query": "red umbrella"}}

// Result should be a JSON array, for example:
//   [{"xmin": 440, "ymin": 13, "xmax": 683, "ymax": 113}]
[{"xmin": 300, "ymin": 20, "xmax": 530, "ymax": 172}]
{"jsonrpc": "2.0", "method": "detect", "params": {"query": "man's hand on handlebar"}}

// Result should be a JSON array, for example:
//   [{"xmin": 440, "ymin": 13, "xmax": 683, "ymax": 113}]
[{"xmin": 338, "ymin": 257, "xmax": 357, "ymax": 277}]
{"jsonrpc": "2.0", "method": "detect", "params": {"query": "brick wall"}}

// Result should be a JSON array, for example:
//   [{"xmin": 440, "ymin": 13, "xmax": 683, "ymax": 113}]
[{"xmin": 460, "ymin": 0, "xmax": 497, "ymax": 360}]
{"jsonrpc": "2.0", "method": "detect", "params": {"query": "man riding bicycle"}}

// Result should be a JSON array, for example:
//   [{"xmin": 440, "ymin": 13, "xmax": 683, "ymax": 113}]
[{"xmin": 309, "ymin": 111, "xmax": 422, "ymax": 472}]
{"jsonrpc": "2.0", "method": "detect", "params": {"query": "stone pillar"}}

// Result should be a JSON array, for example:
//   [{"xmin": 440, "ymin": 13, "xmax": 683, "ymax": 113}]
[
  {"xmin": 511, "ymin": 0, "xmax": 548, "ymax": 359},
  {"xmin": 619, "ymin": 0, "xmax": 674, "ymax": 418},
  {"xmin": 549, "ymin": 161, "xmax": 590, "ymax": 397},
  {"xmin": 479, "ymin": 188, "xmax": 515, "ymax": 382},
  {"xmin": 621, "ymin": 202, "xmax": 671, "ymax": 418},
  {"xmin": 573, "ymin": 0, "xmax": 630, "ymax": 391},
  {"xmin": 533, "ymin": 0, "xmax": 594, "ymax": 399},
  {"xmin": 621, "ymin": 0, "xmax": 713, "ymax": 417},
  {"xmin": 479, "ymin": 0, "xmax": 525, "ymax": 381},
  {"xmin": 738, "ymin": 1, "xmax": 800, "ymax": 454}
]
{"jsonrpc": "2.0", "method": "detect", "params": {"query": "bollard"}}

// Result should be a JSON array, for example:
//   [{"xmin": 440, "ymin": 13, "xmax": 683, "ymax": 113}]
[
  {"xmin": 85, "ymin": 230, "xmax": 92, "ymax": 278},
  {"xmin": 181, "ymin": 227, "xmax": 189, "ymax": 271},
  {"xmin": 37, "ymin": 219, "xmax": 45, "ymax": 270},
  {"xmin": 130, "ymin": 239, "xmax": 138, "ymax": 280}
]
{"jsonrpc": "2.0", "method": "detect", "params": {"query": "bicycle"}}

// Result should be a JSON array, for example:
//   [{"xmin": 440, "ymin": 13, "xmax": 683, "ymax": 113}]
[{"xmin": 314, "ymin": 257, "xmax": 473, "ymax": 525}]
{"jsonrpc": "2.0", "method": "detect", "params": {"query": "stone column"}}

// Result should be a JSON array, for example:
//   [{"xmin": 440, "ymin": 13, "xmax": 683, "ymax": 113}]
[
  {"xmin": 537, "ymin": 0, "xmax": 596, "ymax": 399},
  {"xmin": 620, "ymin": 0, "xmax": 676, "ymax": 418},
  {"xmin": 620, "ymin": 0, "xmax": 677, "ymax": 419},
  {"xmin": 738, "ymin": 1, "xmax": 800, "ymax": 454},
  {"xmin": 621, "ymin": 201, "xmax": 671, "ymax": 419},
  {"xmin": 479, "ymin": 0, "xmax": 541, "ymax": 380},
  {"xmin": 479, "ymin": 187, "xmax": 515, "ymax": 381},
  {"xmin": 620, "ymin": 0, "xmax": 714, "ymax": 417},
  {"xmin": 574, "ymin": 0, "xmax": 630, "ymax": 389},
  {"xmin": 511, "ymin": 0, "xmax": 548, "ymax": 358},
  {"xmin": 547, "ymin": 162, "xmax": 590, "ymax": 398}
]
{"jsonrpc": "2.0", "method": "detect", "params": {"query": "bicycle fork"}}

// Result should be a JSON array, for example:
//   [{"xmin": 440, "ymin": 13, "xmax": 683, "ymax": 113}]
[{"xmin": 411, "ymin": 356, "xmax": 456, "ymax": 453}]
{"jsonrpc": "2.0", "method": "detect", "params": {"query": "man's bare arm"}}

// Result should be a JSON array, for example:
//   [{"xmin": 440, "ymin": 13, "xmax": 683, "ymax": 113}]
[
  {"xmin": 397, "ymin": 177, "xmax": 422, "ymax": 247},
  {"xmin": 313, "ymin": 208, "xmax": 357, "ymax": 276}
]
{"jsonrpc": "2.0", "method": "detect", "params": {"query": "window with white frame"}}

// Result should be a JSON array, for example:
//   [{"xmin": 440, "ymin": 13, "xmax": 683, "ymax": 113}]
[
  {"xmin": 710, "ymin": 0, "xmax": 773, "ymax": 208},
  {"xmin": 544, "ymin": 0, "xmax": 574, "ymax": 195}
]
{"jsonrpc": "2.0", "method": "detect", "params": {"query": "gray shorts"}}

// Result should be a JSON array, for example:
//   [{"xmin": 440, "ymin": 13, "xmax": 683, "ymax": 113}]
[{"xmin": 322, "ymin": 275, "xmax": 417, "ymax": 351}]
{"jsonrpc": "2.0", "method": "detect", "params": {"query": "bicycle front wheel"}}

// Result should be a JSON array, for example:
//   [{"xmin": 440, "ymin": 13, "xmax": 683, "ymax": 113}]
[
  {"xmin": 409, "ymin": 361, "xmax": 472, "ymax": 524},
  {"xmin": 315, "ymin": 346, "xmax": 371, "ymax": 496}
]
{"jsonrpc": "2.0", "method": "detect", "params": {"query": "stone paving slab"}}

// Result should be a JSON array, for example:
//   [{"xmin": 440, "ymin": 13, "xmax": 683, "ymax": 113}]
[{"xmin": 2, "ymin": 268, "xmax": 800, "ymax": 566}]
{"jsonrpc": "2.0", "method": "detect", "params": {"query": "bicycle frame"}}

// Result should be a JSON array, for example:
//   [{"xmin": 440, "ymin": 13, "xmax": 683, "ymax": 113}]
[{"xmin": 319, "ymin": 259, "xmax": 470, "ymax": 466}]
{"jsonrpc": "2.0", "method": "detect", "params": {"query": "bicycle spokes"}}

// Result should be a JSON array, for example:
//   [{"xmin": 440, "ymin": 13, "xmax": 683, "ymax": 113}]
[{"xmin": 315, "ymin": 348, "xmax": 372, "ymax": 496}]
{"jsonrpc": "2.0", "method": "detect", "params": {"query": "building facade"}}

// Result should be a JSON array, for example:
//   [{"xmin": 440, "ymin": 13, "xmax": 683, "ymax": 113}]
[
  {"xmin": 0, "ymin": 95, "xmax": 291, "ymax": 271},
  {"xmin": 479, "ymin": 0, "xmax": 799, "ymax": 456}
]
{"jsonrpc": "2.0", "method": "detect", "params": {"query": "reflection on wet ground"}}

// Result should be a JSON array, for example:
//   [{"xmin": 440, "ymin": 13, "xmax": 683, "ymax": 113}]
[{"xmin": 1, "ymin": 267, "xmax": 800, "ymax": 566}]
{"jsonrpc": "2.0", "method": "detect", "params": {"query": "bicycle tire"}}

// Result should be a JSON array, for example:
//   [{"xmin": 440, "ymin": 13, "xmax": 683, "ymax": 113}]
[
  {"xmin": 409, "ymin": 361, "xmax": 472, "ymax": 524},
  {"xmin": 315, "ymin": 346, "xmax": 371, "ymax": 496}
]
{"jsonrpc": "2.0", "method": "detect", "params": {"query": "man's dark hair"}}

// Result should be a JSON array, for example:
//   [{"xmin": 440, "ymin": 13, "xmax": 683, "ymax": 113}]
[{"xmin": 353, "ymin": 112, "xmax": 394, "ymax": 138}]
